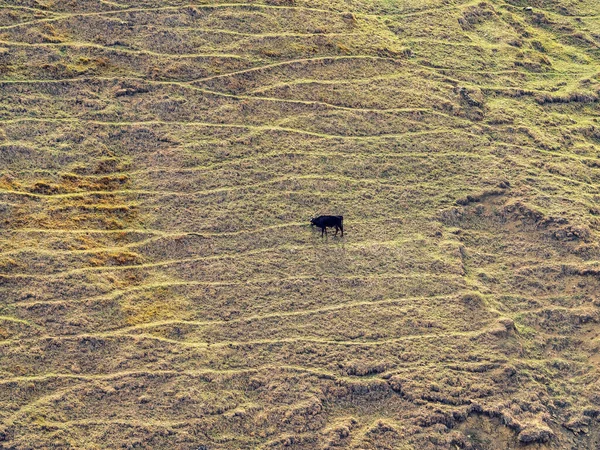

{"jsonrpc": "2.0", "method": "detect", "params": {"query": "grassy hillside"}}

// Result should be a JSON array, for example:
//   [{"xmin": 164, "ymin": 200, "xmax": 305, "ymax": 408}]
[{"xmin": 1, "ymin": 0, "xmax": 600, "ymax": 448}]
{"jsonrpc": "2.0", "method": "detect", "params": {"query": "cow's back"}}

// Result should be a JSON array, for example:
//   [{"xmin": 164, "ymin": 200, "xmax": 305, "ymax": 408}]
[{"xmin": 323, "ymin": 215, "xmax": 342, "ymax": 226}]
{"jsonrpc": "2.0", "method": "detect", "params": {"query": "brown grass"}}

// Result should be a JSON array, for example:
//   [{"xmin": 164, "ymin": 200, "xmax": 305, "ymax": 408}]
[{"xmin": 1, "ymin": 0, "xmax": 600, "ymax": 448}]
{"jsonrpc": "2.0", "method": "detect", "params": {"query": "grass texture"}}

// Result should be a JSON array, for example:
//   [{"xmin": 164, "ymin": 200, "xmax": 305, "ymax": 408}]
[{"xmin": 1, "ymin": 0, "xmax": 600, "ymax": 448}]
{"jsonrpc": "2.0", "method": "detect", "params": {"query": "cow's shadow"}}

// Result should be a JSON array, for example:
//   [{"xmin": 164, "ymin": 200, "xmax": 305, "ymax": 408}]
[{"xmin": 309, "ymin": 227, "xmax": 345, "ymax": 241}]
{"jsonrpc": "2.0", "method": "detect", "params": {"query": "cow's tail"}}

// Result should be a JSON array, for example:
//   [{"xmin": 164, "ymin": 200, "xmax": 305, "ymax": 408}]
[{"xmin": 339, "ymin": 216, "xmax": 344, "ymax": 236}]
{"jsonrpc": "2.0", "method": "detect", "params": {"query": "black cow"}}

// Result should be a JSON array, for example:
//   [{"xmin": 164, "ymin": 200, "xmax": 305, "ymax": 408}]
[{"xmin": 310, "ymin": 215, "xmax": 343, "ymax": 237}]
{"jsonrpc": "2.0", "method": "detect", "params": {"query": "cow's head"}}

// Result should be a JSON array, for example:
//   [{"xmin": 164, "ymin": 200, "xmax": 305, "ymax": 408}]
[{"xmin": 310, "ymin": 217, "xmax": 316, "ymax": 226}]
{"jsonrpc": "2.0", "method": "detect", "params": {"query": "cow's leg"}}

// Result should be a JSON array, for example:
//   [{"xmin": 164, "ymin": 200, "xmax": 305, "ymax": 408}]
[
  {"xmin": 334, "ymin": 226, "xmax": 339, "ymax": 236},
  {"xmin": 340, "ymin": 224, "xmax": 343, "ymax": 237},
  {"xmin": 321, "ymin": 227, "xmax": 325, "ymax": 237}
]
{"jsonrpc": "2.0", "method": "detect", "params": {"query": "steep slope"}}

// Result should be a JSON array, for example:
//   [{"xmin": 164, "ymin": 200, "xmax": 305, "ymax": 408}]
[{"xmin": 1, "ymin": 0, "xmax": 600, "ymax": 448}]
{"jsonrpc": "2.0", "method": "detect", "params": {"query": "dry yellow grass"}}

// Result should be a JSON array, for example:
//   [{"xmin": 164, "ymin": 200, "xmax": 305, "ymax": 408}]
[{"xmin": 1, "ymin": 0, "xmax": 600, "ymax": 448}]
